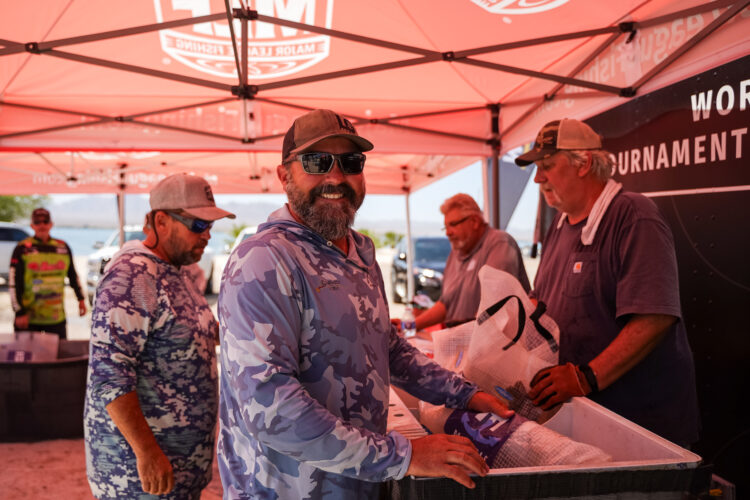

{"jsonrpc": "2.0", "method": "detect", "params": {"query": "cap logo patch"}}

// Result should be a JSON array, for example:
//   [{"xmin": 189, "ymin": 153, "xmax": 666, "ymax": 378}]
[
  {"xmin": 335, "ymin": 114, "xmax": 356, "ymax": 134},
  {"xmin": 204, "ymin": 185, "xmax": 215, "ymax": 202}
]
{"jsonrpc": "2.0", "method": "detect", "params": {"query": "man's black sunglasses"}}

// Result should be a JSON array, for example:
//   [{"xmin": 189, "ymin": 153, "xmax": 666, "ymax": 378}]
[
  {"xmin": 296, "ymin": 152, "xmax": 366, "ymax": 175},
  {"xmin": 167, "ymin": 211, "xmax": 213, "ymax": 234}
]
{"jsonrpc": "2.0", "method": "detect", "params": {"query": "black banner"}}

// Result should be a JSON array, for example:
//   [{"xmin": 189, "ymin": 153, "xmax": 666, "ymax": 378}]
[{"xmin": 589, "ymin": 54, "xmax": 749, "ymax": 193}]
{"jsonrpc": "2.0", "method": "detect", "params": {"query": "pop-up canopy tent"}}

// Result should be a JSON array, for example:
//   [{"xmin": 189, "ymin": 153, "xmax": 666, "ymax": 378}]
[{"xmin": 1, "ymin": 0, "xmax": 748, "ymax": 204}]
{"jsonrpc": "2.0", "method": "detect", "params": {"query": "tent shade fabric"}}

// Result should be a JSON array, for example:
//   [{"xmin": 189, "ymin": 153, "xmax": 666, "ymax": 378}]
[{"xmin": 1, "ymin": 0, "xmax": 749, "ymax": 194}]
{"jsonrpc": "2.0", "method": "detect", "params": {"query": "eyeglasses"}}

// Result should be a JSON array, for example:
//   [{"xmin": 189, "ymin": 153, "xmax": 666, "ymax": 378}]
[
  {"xmin": 166, "ymin": 211, "xmax": 213, "ymax": 234},
  {"xmin": 32, "ymin": 218, "xmax": 51, "ymax": 225},
  {"xmin": 296, "ymin": 152, "xmax": 366, "ymax": 175},
  {"xmin": 441, "ymin": 215, "xmax": 472, "ymax": 232}
]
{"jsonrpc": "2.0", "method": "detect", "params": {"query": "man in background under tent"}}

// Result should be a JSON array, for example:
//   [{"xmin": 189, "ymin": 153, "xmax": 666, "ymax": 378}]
[
  {"xmin": 517, "ymin": 118, "xmax": 699, "ymax": 447},
  {"xmin": 9, "ymin": 207, "xmax": 86, "ymax": 339},
  {"xmin": 407, "ymin": 192, "xmax": 530, "ymax": 331}
]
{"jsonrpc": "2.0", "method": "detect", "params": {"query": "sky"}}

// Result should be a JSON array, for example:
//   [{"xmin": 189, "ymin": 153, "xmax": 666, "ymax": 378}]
[
  {"xmin": 212, "ymin": 160, "xmax": 539, "ymax": 232},
  {"xmin": 46, "ymin": 159, "xmax": 540, "ymax": 239}
]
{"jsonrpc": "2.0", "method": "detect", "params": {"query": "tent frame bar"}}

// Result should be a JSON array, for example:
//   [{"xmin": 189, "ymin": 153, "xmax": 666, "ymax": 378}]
[
  {"xmin": 42, "ymin": 49, "xmax": 232, "ymax": 91},
  {"xmin": 500, "ymin": 30, "xmax": 623, "ymax": 140},
  {"xmin": 254, "ymin": 13, "xmax": 436, "ymax": 57},
  {"xmin": 632, "ymin": 0, "xmax": 750, "ymax": 91},
  {"xmin": 0, "ymin": 14, "xmax": 227, "ymax": 56}
]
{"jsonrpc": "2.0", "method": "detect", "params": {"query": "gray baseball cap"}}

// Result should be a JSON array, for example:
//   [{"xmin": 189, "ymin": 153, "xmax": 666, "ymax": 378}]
[{"xmin": 150, "ymin": 174, "xmax": 235, "ymax": 221}]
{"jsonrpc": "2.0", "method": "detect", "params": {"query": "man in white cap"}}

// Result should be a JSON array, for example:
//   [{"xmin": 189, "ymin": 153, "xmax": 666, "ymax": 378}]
[
  {"xmin": 218, "ymin": 109, "xmax": 513, "ymax": 499},
  {"xmin": 84, "ymin": 174, "xmax": 235, "ymax": 499},
  {"xmin": 516, "ymin": 119, "xmax": 699, "ymax": 447}
]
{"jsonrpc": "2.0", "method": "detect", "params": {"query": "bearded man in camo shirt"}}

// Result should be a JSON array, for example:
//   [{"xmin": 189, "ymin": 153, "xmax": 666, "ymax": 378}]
[{"xmin": 217, "ymin": 109, "xmax": 514, "ymax": 499}]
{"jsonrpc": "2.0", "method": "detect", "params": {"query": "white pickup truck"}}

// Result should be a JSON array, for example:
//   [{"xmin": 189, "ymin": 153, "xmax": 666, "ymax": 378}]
[
  {"xmin": 208, "ymin": 226, "xmax": 257, "ymax": 294},
  {"xmin": 0, "ymin": 222, "xmax": 32, "ymax": 283}
]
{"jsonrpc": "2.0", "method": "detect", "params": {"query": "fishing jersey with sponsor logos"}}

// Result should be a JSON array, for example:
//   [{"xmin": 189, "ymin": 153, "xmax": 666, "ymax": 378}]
[
  {"xmin": 9, "ymin": 236, "xmax": 84, "ymax": 325},
  {"xmin": 217, "ymin": 205, "xmax": 478, "ymax": 500},
  {"xmin": 84, "ymin": 241, "xmax": 218, "ymax": 499}
]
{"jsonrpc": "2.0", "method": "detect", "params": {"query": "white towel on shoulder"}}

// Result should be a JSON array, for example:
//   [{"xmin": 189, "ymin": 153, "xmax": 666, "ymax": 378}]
[{"xmin": 556, "ymin": 179, "xmax": 622, "ymax": 246}]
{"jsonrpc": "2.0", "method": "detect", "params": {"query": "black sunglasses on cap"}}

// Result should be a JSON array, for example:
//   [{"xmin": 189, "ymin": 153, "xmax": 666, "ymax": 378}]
[
  {"xmin": 166, "ymin": 211, "xmax": 213, "ymax": 234},
  {"xmin": 296, "ymin": 152, "xmax": 366, "ymax": 175}
]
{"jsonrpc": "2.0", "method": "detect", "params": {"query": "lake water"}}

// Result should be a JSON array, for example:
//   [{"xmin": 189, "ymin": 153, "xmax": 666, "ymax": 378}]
[{"xmin": 51, "ymin": 226, "xmax": 232, "ymax": 258}]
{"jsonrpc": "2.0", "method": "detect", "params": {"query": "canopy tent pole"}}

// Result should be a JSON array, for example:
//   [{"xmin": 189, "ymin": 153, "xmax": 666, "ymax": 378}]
[
  {"xmin": 404, "ymin": 190, "xmax": 415, "ymax": 304},
  {"xmin": 489, "ymin": 104, "xmax": 500, "ymax": 229},
  {"xmin": 117, "ymin": 163, "xmax": 126, "ymax": 247},
  {"xmin": 116, "ymin": 193, "xmax": 125, "ymax": 247}
]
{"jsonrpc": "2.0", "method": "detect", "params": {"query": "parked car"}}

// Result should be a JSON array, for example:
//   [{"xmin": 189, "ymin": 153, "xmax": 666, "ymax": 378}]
[
  {"xmin": 208, "ymin": 225, "xmax": 257, "ymax": 294},
  {"xmin": 0, "ymin": 222, "xmax": 32, "ymax": 282},
  {"xmin": 390, "ymin": 236, "xmax": 452, "ymax": 304},
  {"xmin": 86, "ymin": 226, "xmax": 215, "ymax": 304}
]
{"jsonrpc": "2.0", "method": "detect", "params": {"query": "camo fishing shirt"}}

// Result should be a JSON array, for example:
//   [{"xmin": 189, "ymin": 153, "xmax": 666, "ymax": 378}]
[
  {"xmin": 217, "ymin": 205, "xmax": 478, "ymax": 499},
  {"xmin": 84, "ymin": 241, "xmax": 218, "ymax": 499}
]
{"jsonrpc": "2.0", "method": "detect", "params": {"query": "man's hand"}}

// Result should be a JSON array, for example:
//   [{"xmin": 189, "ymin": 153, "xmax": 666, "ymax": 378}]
[
  {"xmin": 106, "ymin": 392, "xmax": 174, "ymax": 495},
  {"xmin": 528, "ymin": 362, "xmax": 588, "ymax": 410},
  {"xmin": 78, "ymin": 299, "xmax": 87, "ymax": 317},
  {"xmin": 14, "ymin": 314, "xmax": 30, "ymax": 330},
  {"xmin": 135, "ymin": 444, "xmax": 174, "ymax": 495},
  {"xmin": 407, "ymin": 434, "xmax": 489, "ymax": 489},
  {"xmin": 467, "ymin": 391, "xmax": 515, "ymax": 419}
]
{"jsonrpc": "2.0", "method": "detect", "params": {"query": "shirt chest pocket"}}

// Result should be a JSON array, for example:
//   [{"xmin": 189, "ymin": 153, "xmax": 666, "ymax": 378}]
[{"xmin": 563, "ymin": 254, "xmax": 597, "ymax": 297}]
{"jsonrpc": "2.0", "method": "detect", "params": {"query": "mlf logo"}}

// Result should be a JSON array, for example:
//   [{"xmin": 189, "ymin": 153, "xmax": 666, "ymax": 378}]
[
  {"xmin": 154, "ymin": 0, "xmax": 333, "ymax": 79},
  {"xmin": 471, "ymin": 0, "xmax": 569, "ymax": 15}
]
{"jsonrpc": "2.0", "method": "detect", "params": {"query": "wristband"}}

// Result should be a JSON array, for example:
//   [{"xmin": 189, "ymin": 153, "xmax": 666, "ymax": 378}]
[{"xmin": 578, "ymin": 363, "xmax": 599, "ymax": 394}]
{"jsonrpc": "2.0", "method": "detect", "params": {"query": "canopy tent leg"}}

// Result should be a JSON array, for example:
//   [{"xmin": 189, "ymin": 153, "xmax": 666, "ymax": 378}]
[
  {"xmin": 489, "ymin": 104, "xmax": 500, "ymax": 229},
  {"xmin": 117, "ymin": 193, "xmax": 125, "ymax": 248},
  {"xmin": 117, "ymin": 163, "xmax": 126, "ymax": 247},
  {"xmin": 404, "ymin": 191, "xmax": 415, "ymax": 304}
]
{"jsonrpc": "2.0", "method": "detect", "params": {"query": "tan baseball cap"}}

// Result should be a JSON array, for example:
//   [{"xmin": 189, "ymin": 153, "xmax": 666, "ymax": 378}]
[
  {"xmin": 150, "ymin": 174, "xmax": 235, "ymax": 221},
  {"xmin": 515, "ymin": 118, "xmax": 602, "ymax": 166},
  {"xmin": 281, "ymin": 109, "xmax": 374, "ymax": 163}
]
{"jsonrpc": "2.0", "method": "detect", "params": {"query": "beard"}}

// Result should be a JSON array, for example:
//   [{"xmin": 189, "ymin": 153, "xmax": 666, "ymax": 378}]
[
  {"xmin": 285, "ymin": 177, "xmax": 364, "ymax": 241},
  {"xmin": 164, "ymin": 225, "xmax": 205, "ymax": 266}
]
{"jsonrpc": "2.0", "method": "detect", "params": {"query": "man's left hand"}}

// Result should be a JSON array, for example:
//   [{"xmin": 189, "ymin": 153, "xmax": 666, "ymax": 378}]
[
  {"xmin": 528, "ymin": 363, "xmax": 588, "ymax": 410},
  {"xmin": 467, "ymin": 391, "xmax": 514, "ymax": 418},
  {"xmin": 78, "ymin": 299, "xmax": 87, "ymax": 317}
]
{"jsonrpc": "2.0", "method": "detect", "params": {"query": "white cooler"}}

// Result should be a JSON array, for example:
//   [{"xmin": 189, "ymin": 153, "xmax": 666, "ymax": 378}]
[{"xmin": 386, "ymin": 387, "xmax": 703, "ymax": 499}]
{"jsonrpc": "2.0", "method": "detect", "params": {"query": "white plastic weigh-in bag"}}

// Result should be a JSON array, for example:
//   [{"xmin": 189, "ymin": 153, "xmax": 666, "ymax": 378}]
[
  {"xmin": 460, "ymin": 266, "xmax": 560, "ymax": 420},
  {"xmin": 429, "ymin": 266, "xmax": 561, "ymax": 421}
]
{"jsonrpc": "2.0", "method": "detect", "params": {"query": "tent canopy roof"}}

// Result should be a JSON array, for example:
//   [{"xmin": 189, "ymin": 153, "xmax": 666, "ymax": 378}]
[{"xmin": 1, "ymin": 0, "xmax": 748, "ymax": 194}]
